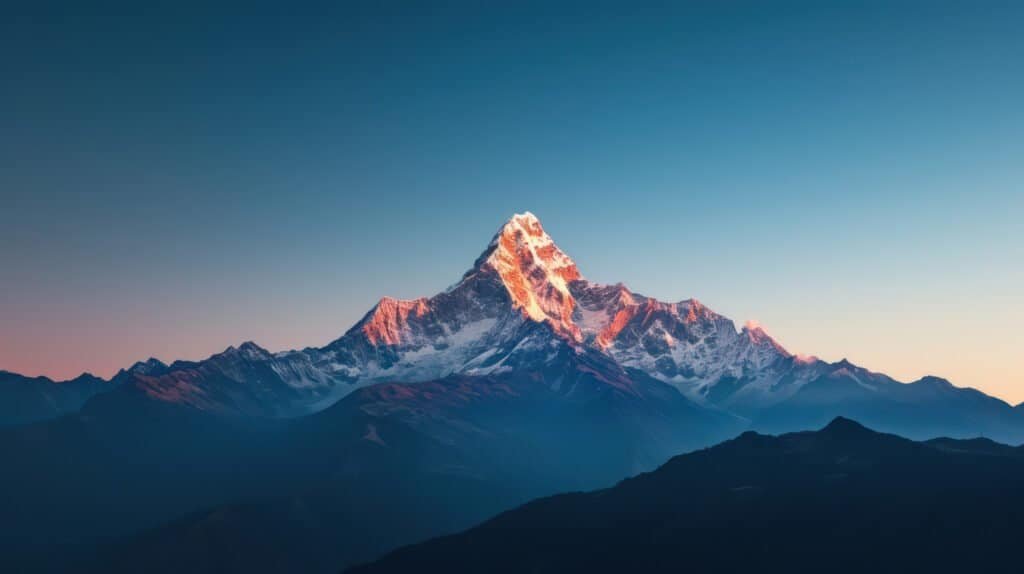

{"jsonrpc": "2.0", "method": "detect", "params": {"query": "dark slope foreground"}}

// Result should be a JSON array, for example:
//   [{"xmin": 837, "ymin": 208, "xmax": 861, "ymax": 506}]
[
  {"xmin": 0, "ymin": 351, "xmax": 739, "ymax": 574},
  {"xmin": 0, "ymin": 396, "xmax": 295, "ymax": 573},
  {"xmin": 349, "ymin": 418, "xmax": 1024, "ymax": 574},
  {"xmin": 84, "ymin": 361, "xmax": 737, "ymax": 574}
]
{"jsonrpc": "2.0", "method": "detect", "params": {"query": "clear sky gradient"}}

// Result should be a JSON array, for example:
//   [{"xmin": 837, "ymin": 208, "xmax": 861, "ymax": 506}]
[{"xmin": 2, "ymin": 1, "xmax": 1022, "ymax": 401}]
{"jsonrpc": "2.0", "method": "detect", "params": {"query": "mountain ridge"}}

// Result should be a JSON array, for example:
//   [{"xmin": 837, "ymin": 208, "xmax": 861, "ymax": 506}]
[
  {"xmin": 0, "ymin": 370, "xmax": 110, "ymax": 425},
  {"xmin": 2, "ymin": 212, "xmax": 1021, "ymax": 444},
  {"xmin": 346, "ymin": 416, "xmax": 1024, "ymax": 574}
]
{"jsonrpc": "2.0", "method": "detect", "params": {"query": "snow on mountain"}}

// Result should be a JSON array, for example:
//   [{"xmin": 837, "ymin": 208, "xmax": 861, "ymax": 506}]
[
  {"xmin": 312, "ymin": 215, "xmax": 572, "ymax": 387},
  {"xmin": 569, "ymin": 280, "xmax": 832, "ymax": 408},
  {"xmin": 310, "ymin": 211, "xmax": 808, "ymax": 405},
  {"xmin": 71, "ymin": 212, "xmax": 972, "ymax": 419},
  {"xmin": 471, "ymin": 211, "xmax": 581, "ymax": 337},
  {"xmin": 106, "ymin": 214, "xmax": 589, "ymax": 416}
]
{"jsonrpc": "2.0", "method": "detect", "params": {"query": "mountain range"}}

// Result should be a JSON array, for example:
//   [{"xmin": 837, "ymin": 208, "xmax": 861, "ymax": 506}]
[
  {"xmin": 348, "ymin": 417, "xmax": 1024, "ymax": 574},
  {"xmin": 1, "ymin": 212, "xmax": 1022, "ymax": 573},
  {"xmin": 0, "ymin": 370, "xmax": 107, "ymax": 425},
  {"xmin": 5, "ymin": 212, "xmax": 1022, "ymax": 440}
]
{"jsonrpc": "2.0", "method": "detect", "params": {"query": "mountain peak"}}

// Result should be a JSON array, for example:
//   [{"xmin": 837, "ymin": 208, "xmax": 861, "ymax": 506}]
[
  {"xmin": 742, "ymin": 320, "xmax": 791, "ymax": 357},
  {"xmin": 486, "ymin": 212, "xmax": 578, "ymax": 274},
  {"xmin": 65, "ymin": 372, "xmax": 103, "ymax": 384},
  {"xmin": 510, "ymin": 210, "xmax": 540, "ymax": 225},
  {"xmin": 913, "ymin": 375, "xmax": 953, "ymax": 388},
  {"xmin": 220, "ymin": 341, "xmax": 271, "ymax": 361},
  {"xmin": 360, "ymin": 297, "xmax": 431, "ymax": 345},
  {"xmin": 469, "ymin": 212, "xmax": 582, "ymax": 336},
  {"xmin": 820, "ymin": 416, "xmax": 874, "ymax": 438}
]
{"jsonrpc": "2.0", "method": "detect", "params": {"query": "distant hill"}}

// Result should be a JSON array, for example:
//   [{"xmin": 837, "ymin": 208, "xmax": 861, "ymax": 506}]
[
  {"xmin": 349, "ymin": 417, "xmax": 1024, "ymax": 574},
  {"xmin": 0, "ymin": 370, "xmax": 109, "ymax": 425}
]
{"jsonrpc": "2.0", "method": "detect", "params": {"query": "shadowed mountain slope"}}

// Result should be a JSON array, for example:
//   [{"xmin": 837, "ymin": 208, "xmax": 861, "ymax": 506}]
[
  {"xmin": 349, "ymin": 417, "xmax": 1024, "ymax": 574},
  {"xmin": 1, "ymin": 349, "xmax": 739, "ymax": 574},
  {"xmin": 0, "ymin": 370, "xmax": 110, "ymax": 426}
]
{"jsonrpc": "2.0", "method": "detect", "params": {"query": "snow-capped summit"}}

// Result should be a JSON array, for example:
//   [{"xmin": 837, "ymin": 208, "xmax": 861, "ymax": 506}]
[
  {"xmin": 477, "ymin": 212, "xmax": 580, "ymax": 284},
  {"xmin": 465, "ymin": 211, "xmax": 582, "ymax": 338},
  {"xmin": 310, "ymin": 212, "xmax": 815, "ymax": 409}
]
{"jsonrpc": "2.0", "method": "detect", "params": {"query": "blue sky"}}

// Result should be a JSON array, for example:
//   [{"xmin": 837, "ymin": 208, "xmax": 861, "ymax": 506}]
[{"xmin": 2, "ymin": 1, "xmax": 1022, "ymax": 401}]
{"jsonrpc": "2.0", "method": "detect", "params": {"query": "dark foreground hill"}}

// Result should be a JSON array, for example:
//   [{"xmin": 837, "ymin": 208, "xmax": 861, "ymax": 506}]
[{"xmin": 348, "ymin": 417, "xmax": 1024, "ymax": 574}]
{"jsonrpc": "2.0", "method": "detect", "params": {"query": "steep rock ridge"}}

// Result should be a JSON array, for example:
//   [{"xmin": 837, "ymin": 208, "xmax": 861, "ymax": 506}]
[
  {"xmin": 568, "ymin": 280, "xmax": 805, "ymax": 407},
  {"xmin": 117, "ymin": 342, "xmax": 336, "ymax": 417},
  {"xmin": 360, "ymin": 298, "xmax": 432, "ymax": 346},
  {"xmin": 470, "ymin": 211, "xmax": 581, "ymax": 337}
]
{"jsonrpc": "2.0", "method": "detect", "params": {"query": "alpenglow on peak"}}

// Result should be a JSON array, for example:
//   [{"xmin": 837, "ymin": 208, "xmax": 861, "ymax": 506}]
[{"xmin": 466, "ymin": 212, "xmax": 582, "ymax": 336}]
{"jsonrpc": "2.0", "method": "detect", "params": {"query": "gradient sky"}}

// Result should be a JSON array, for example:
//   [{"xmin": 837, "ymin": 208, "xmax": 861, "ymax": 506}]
[{"xmin": 2, "ymin": 1, "xmax": 1022, "ymax": 402}]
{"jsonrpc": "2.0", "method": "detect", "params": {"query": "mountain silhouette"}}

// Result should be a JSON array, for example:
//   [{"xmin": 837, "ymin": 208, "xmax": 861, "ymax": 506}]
[{"xmin": 348, "ymin": 417, "xmax": 1024, "ymax": 574}]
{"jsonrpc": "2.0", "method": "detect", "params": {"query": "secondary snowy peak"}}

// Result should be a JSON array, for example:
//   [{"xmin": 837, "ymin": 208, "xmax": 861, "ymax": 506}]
[
  {"xmin": 571, "ymin": 282, "xmax": 724, "ymax": 348},
  {"xmin": 467, "ymin": 212, "xmax": 582, "ymax": 338},
  {"xmin": 567, "ymin": 280, "xmax": 803, "ymax": 404},
  {"xmin": 741, "ymin": 320, "xmax": 792, "ymax": 358},
  {"xmin": 125, "ymin": 358, "xmax": 169, "ymax": 376},
  {"xmin": 361, "ymin": 297, "xmax": 431, "ymax": 345}
]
